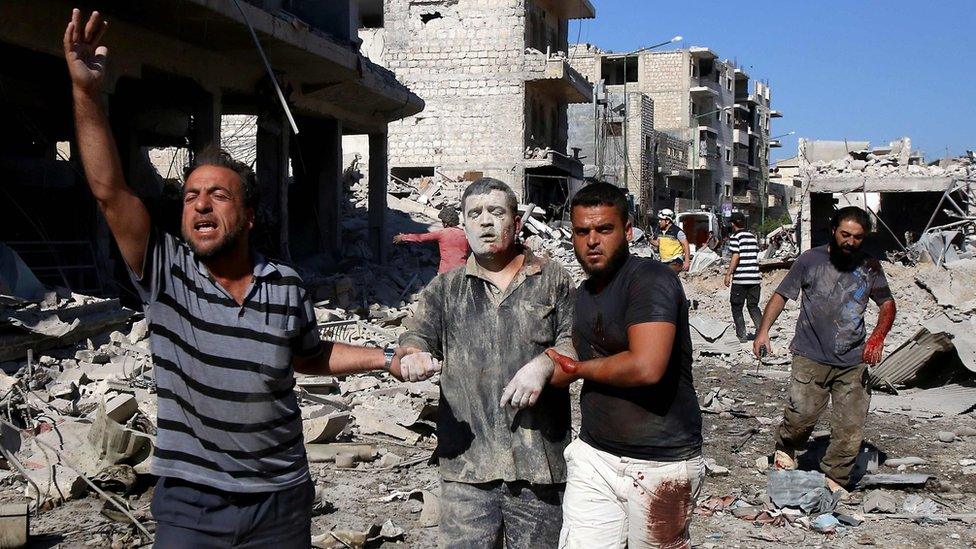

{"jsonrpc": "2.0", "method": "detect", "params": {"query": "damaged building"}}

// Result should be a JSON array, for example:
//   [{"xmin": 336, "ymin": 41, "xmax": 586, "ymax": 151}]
[
  {"xmin": 349, "ymin": 0, "xmax": 596, "ymax": 211},
  {"xmin": 795, "ymin": 137, "xmax": 975, "ymax": 254},
  {"xmin": 567, "ymin": 43, "xmax": 781, "ymax": 221},
  {"xmin": 0, "ymin": 0, "xmax": 423, "ymax": 296}
]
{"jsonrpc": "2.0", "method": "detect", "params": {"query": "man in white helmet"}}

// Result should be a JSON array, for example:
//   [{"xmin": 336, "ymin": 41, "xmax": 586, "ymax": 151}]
[{"xmin": 649, "ymin": 209, "xmax": 690, "ymax": 273}]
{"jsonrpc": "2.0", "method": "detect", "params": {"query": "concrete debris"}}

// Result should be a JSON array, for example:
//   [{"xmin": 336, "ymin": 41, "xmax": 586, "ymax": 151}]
[
  {"xmin": 0, "ymin": 503, "xmax": 29, "ymax": 549},
  {"xmin": 804, "ymin": 137, "xmax": 973, "ymax": 181},
  {"xmin": 862, "ymin": 490, "xmax": 899, "ymax": 514},
  {"xmin": 882, "ymin": 457, "xmax": 928, "ymax": 468},
  {"xmin": 858, "ymin": 473, "xmax": 931, "ymax": 487},
  {"xmin": 689, "ymin": 317, "xmax": 742, "ymax": 356},
  {"xmin": 902, "ymin": 495, "xmax": 939, "ymax": 516},
  {"xmin": 810, "ymin": 512, "xmax": 840, "ymax": 534},
  {"xmin": 766, "ymin": 470, "xmax": 839, "ymax": 515},
  {"xmin": 938, "ymin": 431, "xmax": 957, "ymax": 443}
]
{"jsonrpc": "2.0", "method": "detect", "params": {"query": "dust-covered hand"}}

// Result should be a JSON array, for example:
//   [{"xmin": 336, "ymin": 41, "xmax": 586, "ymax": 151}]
[
  {"xmin": 545, "ymin": 348, "xmax": 580, "ymax": 374},
  {"xmin": 863, "ymin": 334, "xmax": 885, "ymax": 365},
  {"xmin": 499, "ymin": 354, "xmax": 554, "ymax": 409},
  {"xmin": 391, "ymin": 347, "xmax": 440, "ymax": 382}
]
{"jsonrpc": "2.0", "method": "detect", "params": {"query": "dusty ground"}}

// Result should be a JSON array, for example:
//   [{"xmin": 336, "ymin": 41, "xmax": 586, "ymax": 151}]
[{"xmin": 7, "ymin": 241, "xmax": 976, "ymax": 548}]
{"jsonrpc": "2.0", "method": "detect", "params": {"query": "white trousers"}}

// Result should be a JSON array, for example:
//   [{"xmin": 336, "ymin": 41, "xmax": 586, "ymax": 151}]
[{"xmin": 558, "ymin": 438, "xmax": 705, "ymax": 549}]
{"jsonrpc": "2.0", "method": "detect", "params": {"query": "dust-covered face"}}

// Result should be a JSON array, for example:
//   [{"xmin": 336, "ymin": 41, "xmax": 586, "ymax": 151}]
[{"xmin": 462, "ymin": 190, "xmax": 519, "ymax": 258}]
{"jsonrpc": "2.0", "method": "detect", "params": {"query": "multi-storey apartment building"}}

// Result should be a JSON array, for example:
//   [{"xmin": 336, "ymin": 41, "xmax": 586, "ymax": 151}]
[
  {"xmin": 568, "ymin": 44, "xmax": 781, "ymax": 221},
  {"xmin": 352, "ymin": 0, "xmax": 595, "ymax": 209}
]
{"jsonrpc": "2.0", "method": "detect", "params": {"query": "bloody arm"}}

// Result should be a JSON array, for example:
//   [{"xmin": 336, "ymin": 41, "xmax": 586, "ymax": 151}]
[
  {"xmin": 545, "ymin": 322, "xmax": 676, "ymax": 388},
  {"xmin": 863, "ymin": 299, "xmax": 896, "ymax": 365}
]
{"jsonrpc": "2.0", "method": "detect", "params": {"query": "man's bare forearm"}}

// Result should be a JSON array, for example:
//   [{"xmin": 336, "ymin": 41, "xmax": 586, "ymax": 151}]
[
  {"xmin": 726, "ymin": 254, "xmax": 740, "ymax": 278},
  {"xmin": 73, "ymin": 89, "xmax": 151, "ymax": 274},
  {"xmin": 73, "ymin": 90, "xmax": 125, "ymax": 203},
  {"xmin": 295, "ymin": 342, "xmax": 385, "ymax": 376},
  {"xmin": 757, "ymin": 292, "xmax": 787, "ymax": 336}
]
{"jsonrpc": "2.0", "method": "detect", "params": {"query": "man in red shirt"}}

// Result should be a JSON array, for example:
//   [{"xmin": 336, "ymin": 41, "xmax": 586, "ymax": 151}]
[{"xmin": 394, "ymin": 205, "xmax": 470, "ymax": 273}]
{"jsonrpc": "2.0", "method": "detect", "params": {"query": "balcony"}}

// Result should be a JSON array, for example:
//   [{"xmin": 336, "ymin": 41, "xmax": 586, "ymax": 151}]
[
  {"xmin": 525, "ymin": 52, "xmax": 593, "ymax": 103},
  {"xmin": 690, "ymin": 85, "xmax": 719, "ymax": 100},
  {"xmin": 770, "ymin": 140, "xmax": 783, "ymax": 148},
  {"xmin": 697, "ymin": 124, "xmax": 719, "ymax": 137},
  {"xmin": 770, "ymin": 109, "xmax": 783, "ymax": 118},
  {"xmin": 732, "ymin": 165, "xmax": 750, "ymax": 180},
  {"xmin": 732, "ymin": 190, "xmax": 760, "ymax": 206},
  {"xmin": 733, "ymin": 128, "xmax": 749, "ymax": 146}
]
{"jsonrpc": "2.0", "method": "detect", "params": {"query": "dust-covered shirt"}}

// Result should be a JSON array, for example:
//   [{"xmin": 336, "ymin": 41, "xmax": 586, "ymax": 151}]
[
  {"xmin": 399, "ymin": 249, "xmax": 576, "ymax": 485},
  {"xmin": 775, "ymin": 246, "xmax": 893, "ymax": 367},
  {"xmin": 129, "ymin": 231, "xmax": 320, "ymax": 493}
]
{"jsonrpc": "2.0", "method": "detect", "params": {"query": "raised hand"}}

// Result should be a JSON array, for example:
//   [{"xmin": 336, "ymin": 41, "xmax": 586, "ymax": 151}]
[{"xmin": 63, "ymin": 9, "xmax": 109, "ymax": 93}]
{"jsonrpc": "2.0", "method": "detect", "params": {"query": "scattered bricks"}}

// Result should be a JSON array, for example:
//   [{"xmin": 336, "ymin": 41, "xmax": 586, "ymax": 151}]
[
  {"xmin": 0, "ymin": 503, "xmax": 29, "ymax": 549},
  {"xmin": 104, "ymin": 393, "xmax": 138, "ymax": 423}
]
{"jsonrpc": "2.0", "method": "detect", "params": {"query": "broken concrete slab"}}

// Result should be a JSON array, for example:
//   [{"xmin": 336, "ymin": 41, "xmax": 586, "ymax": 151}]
[
  {"xmin": 0, "ymin": 503, "xmax": 29, "ymax": 549},
  {"xmin": 302, "ymin": 412, "xmax": 351, "ymax": 444},
  {"xmin": 858, "ymin": 473, "xmax": 931, "ymax": 488},
  {"xmin": 104, "ymin": 393, "xmax": 138, "ymax": 424},
  {"xmin": 305, "ymin": 443, "xmax": 376, "ymax": 463}
]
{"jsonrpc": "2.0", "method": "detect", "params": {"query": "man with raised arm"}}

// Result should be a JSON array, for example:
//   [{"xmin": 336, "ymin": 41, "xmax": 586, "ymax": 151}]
[
  {"xmin": 63, "ymin": 10, "xmax": 437, "ymax": 547},
  {"xmin": 753, "ymin": 206, "xmax": 896, "ymax": 493},
  {"xmin": 547, "ymin": 183, "xmax": 703, "ymax": 549},
  {"xmin": 400, "ymin": 177, "xmax": 576, "ymax": 548}
]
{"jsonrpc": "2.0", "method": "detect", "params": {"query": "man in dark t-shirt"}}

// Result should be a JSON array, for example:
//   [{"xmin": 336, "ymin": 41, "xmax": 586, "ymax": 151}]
[
  {"xmin": 754, "ymin": 206, "xmax": 896, "ymax": 492},
  {"xmin": 547, "ymin": 183, "xmax": 703, "ymax": 549}
]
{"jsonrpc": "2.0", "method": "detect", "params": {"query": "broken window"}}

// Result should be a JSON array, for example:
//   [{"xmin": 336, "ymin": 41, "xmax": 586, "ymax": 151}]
[
  {"xmin": 420, "ymin": 11, "xmax": 442, "ymax": 23},
  {"xmin": 607, "ymin": 121, "xmax": 623, "ymax": 137},
  {"xmin": 601, "ymin": 56, "xmax": 638, "ymax": 85},
  {"xmin": 357, "ymin": 0, "xmax": 384, "ymax": 28},
  {"xmin": 391, "ymin": 166, "xmax": 435, "ymax": 182}
]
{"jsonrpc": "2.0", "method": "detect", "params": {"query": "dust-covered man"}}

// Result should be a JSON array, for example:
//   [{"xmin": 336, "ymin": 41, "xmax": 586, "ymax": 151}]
[
  {"xmin": 547, "ymin": 183, "xmax": 704, "ymax": 549},
  {"xmin": 400, "ymin": 177, "xmax": 576, "ymax": 548},
  {"xmin": 754, "ymin": 206, "xmax": 896, "ymax": 492}
]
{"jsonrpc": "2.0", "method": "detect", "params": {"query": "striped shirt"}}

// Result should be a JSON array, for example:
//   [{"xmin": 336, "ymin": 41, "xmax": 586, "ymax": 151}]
[
  {"xmin": 129, "ymin": 231, "xmax": 320, "ymax": 493},
  {"xmin": 729, "ymin": 230, "xmax": 761, "ymax": 285}
]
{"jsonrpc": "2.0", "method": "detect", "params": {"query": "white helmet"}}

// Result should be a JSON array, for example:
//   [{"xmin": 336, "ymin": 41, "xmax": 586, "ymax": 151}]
[{"xmin": 658, "ymin": 208, "xmax": 675, "ymax": 220}]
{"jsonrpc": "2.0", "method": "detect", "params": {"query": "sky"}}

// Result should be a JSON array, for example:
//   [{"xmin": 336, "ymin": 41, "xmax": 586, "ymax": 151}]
[{"xmin": 573, "ymin": 0, "xmax": 975, "ymax": 162}]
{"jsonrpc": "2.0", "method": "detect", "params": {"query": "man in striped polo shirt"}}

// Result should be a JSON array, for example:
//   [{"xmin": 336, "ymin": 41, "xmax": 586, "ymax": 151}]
[
  {"xmin": 724, "ymin": 213, "xmax": 762, "ymax": 342},
  {"xmin": 64, "ymin": 11, "xmax": 437, "ymax": 547}
]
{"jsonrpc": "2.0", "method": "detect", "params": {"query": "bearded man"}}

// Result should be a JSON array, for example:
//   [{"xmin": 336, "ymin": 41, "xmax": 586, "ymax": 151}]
[
  {"xmin": 63, "ymin": 10, "xmax": 437, "ymax": 547},
  {"xmin": 754, "ymin": 206, "xmax": 897, "ymax": 493}
]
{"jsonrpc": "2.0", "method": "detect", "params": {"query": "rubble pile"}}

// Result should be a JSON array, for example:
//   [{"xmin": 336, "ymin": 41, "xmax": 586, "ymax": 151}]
[{"xmin": 806, "ymin": 140, "xmax": 974, "ymax": 180}]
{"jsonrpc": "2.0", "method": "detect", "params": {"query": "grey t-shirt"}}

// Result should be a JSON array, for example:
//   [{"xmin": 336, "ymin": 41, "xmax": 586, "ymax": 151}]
[{"xmin": 775, "ymin": 246, "xmax": 893, "ymax": 367}]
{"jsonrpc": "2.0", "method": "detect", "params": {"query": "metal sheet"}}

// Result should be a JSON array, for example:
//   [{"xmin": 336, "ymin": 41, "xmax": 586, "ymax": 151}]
[{"xmin": 869, "ymin": 328, "xmax": 954, "ymax": 388}]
